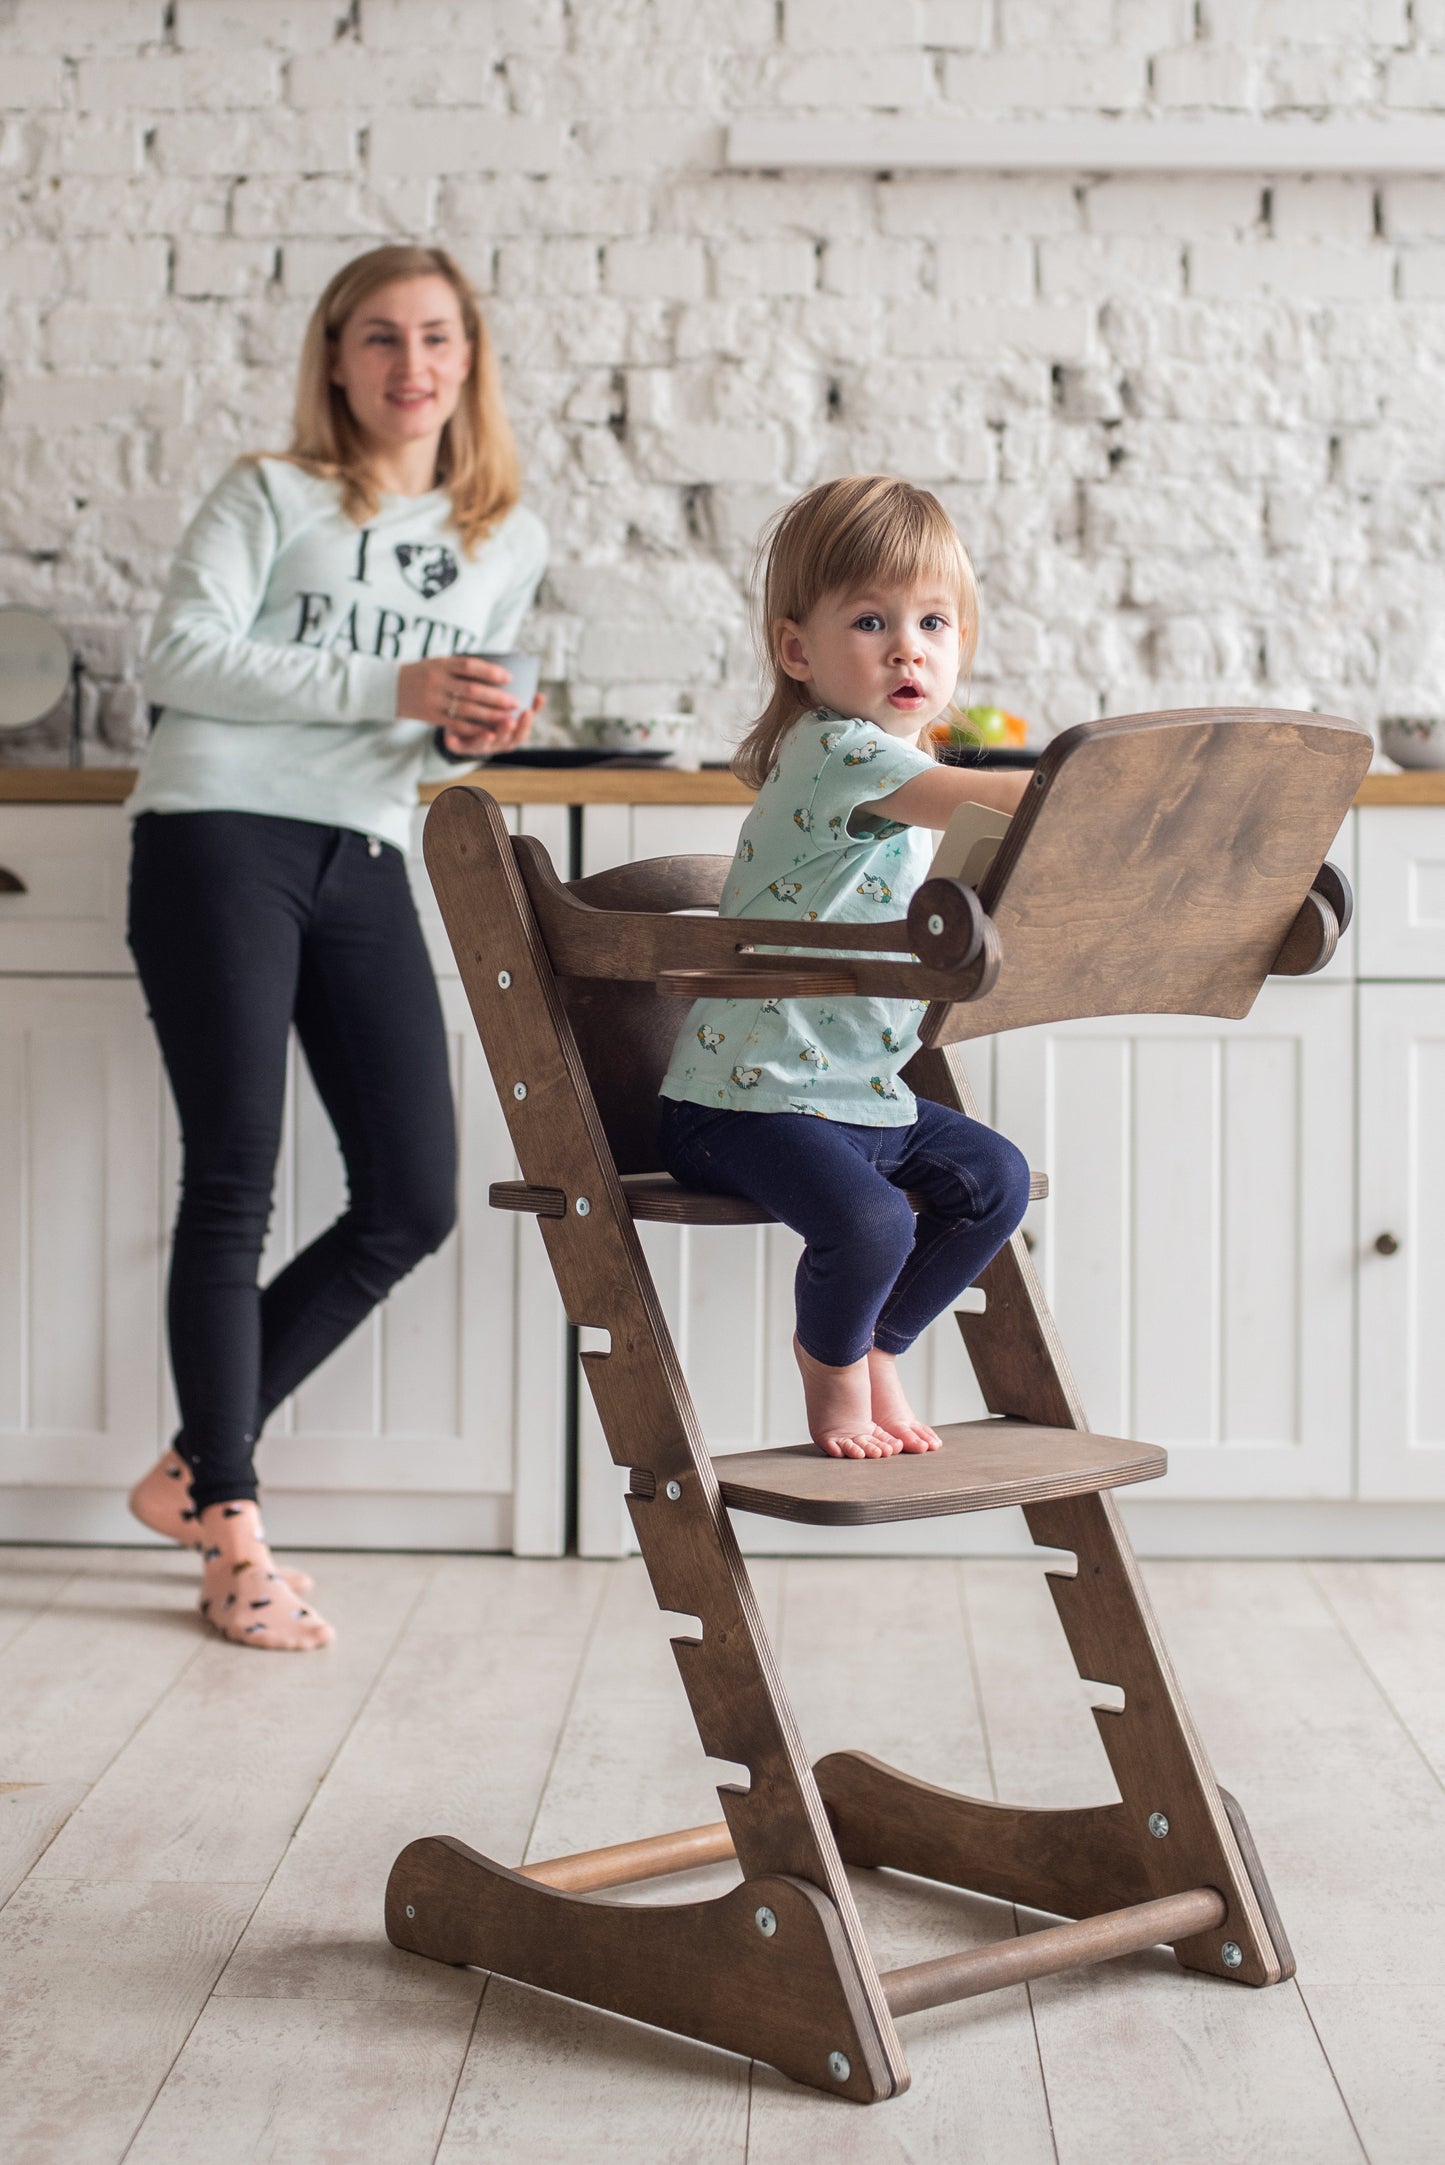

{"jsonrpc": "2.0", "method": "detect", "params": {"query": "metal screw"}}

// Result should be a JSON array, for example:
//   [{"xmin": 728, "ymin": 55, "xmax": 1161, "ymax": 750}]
[
  {"xmin": 513, "ymin": 1082, "xmax": 527, "ymax": 1100},
  {"xmin": 754, "ymin": 1906, "xmax": 777, "ymax": 1938},
  {"xmin": 828, "ymin": 2052, "xmax": 851, "ymax": 2083},
  {"xmin": 405, "ymin": 1904, "xmax": 415, "ymax": 1919},
  {"xmin": 1375, "ymin": 1231, "xmax": 1400, "ymax": 1256},
  {"xmin": 497, "ymin": 970, "xmax": 512, "ymax": 989},
  {"xmin": 927, "ymin": 912, "xmax": 945, "ymax": 936},
  {"xmin": 1221, "ymin": 1941, "xmax": 1243, "ymax": 1969},
  {"xmin": 665, "ymin": 1479, "xmax": 682, "ymax": 1500},
  {"xmin": 575, "ymin": 1197, "xmax": 591, "ymax": 1216},
  {"xmin": 1148, "ymin": 1811, "xmax": 1170, "ymax": 1839}
]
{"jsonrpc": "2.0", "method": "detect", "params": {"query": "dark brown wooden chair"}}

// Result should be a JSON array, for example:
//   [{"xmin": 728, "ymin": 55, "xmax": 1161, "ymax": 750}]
[{"xmin": 387, "ymin": 707, "xmax": 1369, "ymax": 2104}]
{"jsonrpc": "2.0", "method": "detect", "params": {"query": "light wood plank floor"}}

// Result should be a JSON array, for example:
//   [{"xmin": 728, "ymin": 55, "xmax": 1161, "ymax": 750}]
[{"xmin": 1, "ymin": 1546, "xmax": 1439, "ymax": 2164}]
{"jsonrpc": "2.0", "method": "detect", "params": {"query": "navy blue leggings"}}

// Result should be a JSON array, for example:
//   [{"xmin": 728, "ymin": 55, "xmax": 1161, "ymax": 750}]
[{"xmin": 658, "ymin": 1095, "xmax": 1030, "ymax": 1367}]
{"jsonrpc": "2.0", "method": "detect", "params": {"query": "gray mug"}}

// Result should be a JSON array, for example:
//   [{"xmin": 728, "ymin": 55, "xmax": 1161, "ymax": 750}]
[{"xmin": 479, "ymin": 650, "xmax": 541, "ymax": 714}]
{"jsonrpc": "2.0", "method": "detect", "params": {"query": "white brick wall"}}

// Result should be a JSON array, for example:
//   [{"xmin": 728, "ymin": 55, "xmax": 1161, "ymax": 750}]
[{"xmin": 1, "ymin": 0, "xmax": 1443, "ymax": 762}]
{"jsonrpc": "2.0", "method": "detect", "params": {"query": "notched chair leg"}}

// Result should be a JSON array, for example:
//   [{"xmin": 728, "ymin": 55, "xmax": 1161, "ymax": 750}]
[{"xmin": 386, "ymin": 1834, "xmax": 906, "ymax": 2102}]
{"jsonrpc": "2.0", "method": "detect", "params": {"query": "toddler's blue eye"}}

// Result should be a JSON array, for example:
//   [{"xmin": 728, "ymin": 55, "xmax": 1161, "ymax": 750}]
[
  {"xmin": 853, "ymin": 614, "xmax": 884, "ymax": 632},
  {"xmin": 921, "ymin": 614, "xmax": 948, "ymax": 631}
]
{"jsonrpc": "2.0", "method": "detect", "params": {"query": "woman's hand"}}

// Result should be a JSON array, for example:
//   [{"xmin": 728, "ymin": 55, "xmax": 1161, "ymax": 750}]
[{"xmin": 397, "ymin": 655, "xmax": 543, "ymax": 756}]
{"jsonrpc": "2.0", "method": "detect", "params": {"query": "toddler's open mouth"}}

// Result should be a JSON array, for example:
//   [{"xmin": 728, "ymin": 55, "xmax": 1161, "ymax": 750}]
[{"xmin": 888, "ymin": 681, "xmax": 925, "ymax": 709}]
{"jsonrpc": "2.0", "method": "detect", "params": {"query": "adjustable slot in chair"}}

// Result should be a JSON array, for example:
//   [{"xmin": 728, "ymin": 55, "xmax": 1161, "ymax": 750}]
[{"xmin": 388, "ymin": 706, "xmax": 1369, "ymax": 2104}]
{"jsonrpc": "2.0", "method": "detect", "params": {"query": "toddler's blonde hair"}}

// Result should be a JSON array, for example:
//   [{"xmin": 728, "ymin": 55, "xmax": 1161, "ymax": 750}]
[{"xmin": 732, "ymin": 475, "xmax": 979, "ymax": 789}]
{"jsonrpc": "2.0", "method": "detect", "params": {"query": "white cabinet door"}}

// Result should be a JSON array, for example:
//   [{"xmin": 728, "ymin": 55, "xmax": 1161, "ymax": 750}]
[
  {"xmin": 1357, "ymin": 807, "xmax": 1445, "ymax": 979},
  {"xmin": 994, "ymin": 986, "xmax": 1355, "ymax": 1498},
  {"xmin": 0, "ymin": 978, "xmax": 164, "ymax": 1498},
  {"xmin": 1358, "ymin": 984, "xmax": 1445, "ymax": 1499}
]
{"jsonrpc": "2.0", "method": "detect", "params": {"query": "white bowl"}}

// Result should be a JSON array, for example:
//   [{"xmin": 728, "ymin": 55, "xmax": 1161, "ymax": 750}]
[
  {"xmin": 1379, "ymin": 717, "xmax": 1445, "ymax": 770},
  {"xmin": 579, "ymin": 714, "xmax": 697, "ymax": 756}
]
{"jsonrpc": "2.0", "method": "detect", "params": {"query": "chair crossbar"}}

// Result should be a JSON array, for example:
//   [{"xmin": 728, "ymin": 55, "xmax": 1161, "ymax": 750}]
[
  {"xmin": 520, "ymin": 1821, "xmax": 735, "ymax": 1895},
  {"xmin": 490, "ymin": 1168, "xmax": 1048, "ymax": 1226},
  {"xmin": 880, "ymin": 1888, "xmax": 1228, "ymax": 2018}
]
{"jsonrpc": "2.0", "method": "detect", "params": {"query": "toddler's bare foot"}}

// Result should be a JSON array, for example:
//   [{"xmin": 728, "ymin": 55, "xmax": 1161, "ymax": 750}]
[
  {"xmin": 794, "ymin": 1336, "xmax": 901, "ymax": 1459},
  {"xmin": 867, "ymin": 1348, "xmax": 942, "ymax": 1453},
  {"xmin": 196, "ymin": 1500, "xmax": 334, "ymax": 1652},
  {"xmin": 128, "ymin": 1451, "xmax": 313, "ymax": 1594}
]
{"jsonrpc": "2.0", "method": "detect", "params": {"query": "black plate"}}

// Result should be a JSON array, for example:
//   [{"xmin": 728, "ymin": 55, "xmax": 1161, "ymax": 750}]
[
  {"xmin": 936, "ymin": 744, "xmax": 1041, "ymax": 769},
  {"xmin": 482, "ymin": 747, "xmax": 674, "ymax": 769}
]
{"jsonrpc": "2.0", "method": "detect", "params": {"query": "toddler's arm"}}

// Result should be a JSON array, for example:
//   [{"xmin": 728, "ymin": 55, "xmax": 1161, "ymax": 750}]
[{"xmin": 870, "ymin": 762, "xmax": 1032, "ymax": 831}]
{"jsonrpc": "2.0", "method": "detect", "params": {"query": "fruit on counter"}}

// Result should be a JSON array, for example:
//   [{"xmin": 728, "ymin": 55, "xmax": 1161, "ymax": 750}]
[{"xmin": 931, "ymin": 705, "xmax": 1031, "ymax": 749}]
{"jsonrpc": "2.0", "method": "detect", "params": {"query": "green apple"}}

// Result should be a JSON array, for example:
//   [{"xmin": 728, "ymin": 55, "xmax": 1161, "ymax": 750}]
[{"xmin": 964, "ymin": 705, "xmax": 1011, "ymax": 744}]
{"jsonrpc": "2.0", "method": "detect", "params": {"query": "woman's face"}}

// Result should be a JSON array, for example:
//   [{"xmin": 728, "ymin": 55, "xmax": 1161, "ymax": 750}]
[{"xmin": 329, "ymin": 274, "xmax": 473, "ymax": 456}]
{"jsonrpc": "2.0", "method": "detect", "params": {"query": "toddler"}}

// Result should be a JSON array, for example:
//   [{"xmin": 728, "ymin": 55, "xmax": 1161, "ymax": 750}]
[{"xmin": 658, "ymin": 475, "xmax": 1033, "ymax": 1461}]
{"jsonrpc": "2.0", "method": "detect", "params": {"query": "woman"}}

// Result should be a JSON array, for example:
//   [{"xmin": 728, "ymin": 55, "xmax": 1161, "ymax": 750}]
[{"xmin": 126, "ymin": 244, "xmax": 547, "ymax": 1651}]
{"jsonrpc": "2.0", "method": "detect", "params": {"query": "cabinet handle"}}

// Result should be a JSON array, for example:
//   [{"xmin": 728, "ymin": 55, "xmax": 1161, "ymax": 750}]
[
  {"xmin": 0, "ymin": 866, "xmax": 26, "ymax": 894},
  {"xmin": 1374, "ymin": 1232, "xmax": 1400, "ymax": 1257}
]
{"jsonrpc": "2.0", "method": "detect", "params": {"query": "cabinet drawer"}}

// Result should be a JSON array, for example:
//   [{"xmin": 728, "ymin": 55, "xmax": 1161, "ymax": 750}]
[
  {"xmin": 0, "ymin": 807, "xmax": 133, "ymax": 974},
  {"xmin": 1358, "ymin": 807, "xmax": 1445, "ymax": 978}
]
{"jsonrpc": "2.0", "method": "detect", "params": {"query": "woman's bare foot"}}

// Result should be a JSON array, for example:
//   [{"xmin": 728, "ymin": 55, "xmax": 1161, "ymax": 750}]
[
  {"xmin": 128, "ymin": 1451, "xmax": 314, "ymax": 1594},
  {"xmin": 196, "ymin": 1500, "xmax": 334, "ymax": 1651},
  {"xmin": 867, "ymin": 1348, "xmax": 942, "ymax": 1453},
  {"xmin": 794, "ymin": 1336, "xmax": 901, "ymax": 1459}
]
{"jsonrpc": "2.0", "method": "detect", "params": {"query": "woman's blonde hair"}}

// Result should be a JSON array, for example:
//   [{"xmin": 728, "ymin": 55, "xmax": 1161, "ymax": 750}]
[
  {"xmin": 732, "ymin": 475, "xmax": 979, "ymax": 788},
  {"xmin": 278, "ymin": 243, "xmax": 519, "ymax": 555}
]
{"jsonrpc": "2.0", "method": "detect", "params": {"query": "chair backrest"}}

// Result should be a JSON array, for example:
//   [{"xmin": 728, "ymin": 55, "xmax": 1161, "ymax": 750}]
[
  {"xmin": 928, "ymin": 707, "xmax": 1371, "ymax": 1045},
  {"xmin": 554, "ymin": 854, "xmax": 732, "ymax": 1173}
]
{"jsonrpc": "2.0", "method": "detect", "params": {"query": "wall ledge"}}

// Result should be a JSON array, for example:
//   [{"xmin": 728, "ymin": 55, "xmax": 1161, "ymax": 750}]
[{"xmin": 725, "ymin": 114, "xmax": 1445, "ymax": 174}]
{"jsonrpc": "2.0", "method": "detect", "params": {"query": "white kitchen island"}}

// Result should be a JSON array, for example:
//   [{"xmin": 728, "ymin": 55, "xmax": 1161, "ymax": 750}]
[{"xmin": 0, "ymin": 763, "xmax": 1440, "ymax": 1558}]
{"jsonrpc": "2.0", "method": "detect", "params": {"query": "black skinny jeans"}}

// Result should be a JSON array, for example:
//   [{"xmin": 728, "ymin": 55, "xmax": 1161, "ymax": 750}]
[{"xmin": 128, "ymin": 811, "xmax": 457, "ymax": 1513}]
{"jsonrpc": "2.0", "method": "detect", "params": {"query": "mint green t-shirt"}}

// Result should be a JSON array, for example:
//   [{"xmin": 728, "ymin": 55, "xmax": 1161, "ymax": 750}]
[{"xmin": 658, "ymin": 710, "xmax": 937, "ymax": 1126}]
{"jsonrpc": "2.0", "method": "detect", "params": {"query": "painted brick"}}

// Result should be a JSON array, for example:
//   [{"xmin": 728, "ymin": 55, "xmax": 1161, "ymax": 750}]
[
  {"xmin": 1207, "ymin": 0, "xmax": 1406, "ymax": 38},
  {"xmin": 286, "ymin": 51, "xmax": 505, "ymax": 109},
  {"xmin": 367, "ymin": 113, "xmax": 566, "ymax": 177},
  {"xmin": 3, "ymin": 373, "xmax": 171, "ymax": 427},
  {"xmin": 1038, "ymin": 235, "xmax": 1182, "ymax": 301},
  {"xmin": 934, "ymin": 238, "xmax": 1035, "ymax": 302},
  {"xmin": 713, "ymin": 238, "xmax": 818, "ymax": 299},
  {"xmin": 1384, "ymin": 52, "xmax": 1445, "ymax": 105},
  {"xmin": 879, "ymin": 174, "xmax": 1080, "ymax": 238},
  {"xmin": 1085, "ymin": 175, "xmax": 1264, "ymax": 236},
  {"xmin": 37, "ymin": 119, "xmax": 145, "ymax": 177},
  {"xmin": 7, "ymin": 0, "xmax": 164, "ymax": 52},
  {"xmin": 152, "ymin": 113, "xmax": 356, "ymax": 177},
  {"xmin": 497, "ymin": 239, "xmax": 599, "ymax": 299},
  {"xmin": 232, "ymin": 175, "xmax": 435, "ymax": 240},
  {"xmin": 360, "ymin": 0, "xmax": 565, "ymax": 49},
  {"xmin": 76, "ymin": 54, "xmax": 282, "ymax": 110},
  {"xmin": 1189, "ymin": 240, "xmax": 1394, "ymax": 302},
  {"xmin": 1270, "ymin": 176, "xmax": 1377, "ymax": 244},
  {"xmin": 174, "ymin": 238, "xmax": 277, "ymax": 299},
  {"xmin": 174, "ymin": 0, "xmax": 350, "ymax": 48},
  {"xmin": 773, "ymin": 51, "xmax": 933, "ymax": 107},
  {"xmin": 1397, "ymin": 248, "xmax": 1445, "ymax": 300},
  {"xmin": 1150, "ymin": 45, "xmax": 1260, "ymax": 105},
  {"xmin": 604, "ymin": 239, "xmax": 707, "ymax": 302},
  {"xmin": 919, "ymin": 0, "xmax": 989, "ymax": 39},
  {"xmin": 783, "ymin": 0, "xmax": 924, "ymax": 48},
  {"xmin": 71, "ymin": 237, "xmax": 169, "ymax": 302},
  {"xmin": 0, "ymin": 58, "xmax": 68, "ymax": 107},
  {"xmin": 942, "ymin": 48, "xmax": 1145, "ymax": 108},
  {"xmin": 821, "ymin": 237, "xmax": 927, "ymax": 299}
]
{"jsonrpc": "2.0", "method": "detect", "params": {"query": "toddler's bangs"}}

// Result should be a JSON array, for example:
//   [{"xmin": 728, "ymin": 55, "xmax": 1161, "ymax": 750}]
[{"xmin": 808, "ymin": 487, "xmax": 973, "ymax": 622}]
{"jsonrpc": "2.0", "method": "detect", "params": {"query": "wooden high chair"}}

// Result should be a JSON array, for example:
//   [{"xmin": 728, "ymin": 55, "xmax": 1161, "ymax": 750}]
[{"xmin": 387, "ymin": 707, "xmax": 1368, "ymax": 2104}]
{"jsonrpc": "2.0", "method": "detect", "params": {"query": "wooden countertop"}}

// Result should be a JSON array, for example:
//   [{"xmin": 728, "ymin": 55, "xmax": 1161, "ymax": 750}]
[{"xmin": 0, "ymin": 765, "xmax": 1440, "ymax": 807}]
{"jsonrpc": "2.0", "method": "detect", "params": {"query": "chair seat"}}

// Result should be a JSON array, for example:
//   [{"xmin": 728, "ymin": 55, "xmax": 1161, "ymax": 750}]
[
  {"xmin": 491, "ymin": 1168, "xmax": 1048, "ymax": 1227},
  {"xmin": 693, "ymin": 1419, "xmax": 1165, "ymax": 1526}
]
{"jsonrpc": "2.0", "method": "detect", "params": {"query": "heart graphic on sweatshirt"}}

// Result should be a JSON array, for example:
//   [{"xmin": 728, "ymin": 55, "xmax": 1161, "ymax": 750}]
[{"xmin": 394, "ymin": 542, "xmax": 459, "ymax": 599}]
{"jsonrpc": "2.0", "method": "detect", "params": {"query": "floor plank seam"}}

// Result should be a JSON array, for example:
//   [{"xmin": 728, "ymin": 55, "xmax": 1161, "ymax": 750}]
[
  {"xmin": 0, "ymin": 1559, "xmax": 83, "ymax": 1662},
  {"xmin": 1291, "ymin": 1978, "xmax": 1377, "ymax": 2165},
  {"xmin": 1305, "ymin": 1561, "xmax": 1445, "ymax": 1800},
  {"xmin": 515, "ymin": 1564, "xmax": 612, "ymax": 1870},
  {"xmin": 431, "ymin": 1972, "xmax": 493, "ymax": 2165}
]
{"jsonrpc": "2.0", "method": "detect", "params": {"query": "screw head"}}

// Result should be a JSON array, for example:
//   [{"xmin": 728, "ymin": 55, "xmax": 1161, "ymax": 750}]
[
  {"xmin": 828, "ymin": 2051, "xmax": 851, "ymax": 2082},
  {"xmin": 754, "ymin": 1906, "xmax": 777, "ymax": 1938},
  {"xmin": 1148, "ymin": 1811, "xmax": 1170, "ymax": 1839},
  {"xmin": 497, "ymin": 970, "xmax": 512, "ymax": 989},
  {"xmin": 927, "ymin": 911, "xmax": 945, "ymax": 936},
  {"xmin": 575, "ymin": 1196, "xmax": 591, "ymax": 1216},
  {"xmin": 405, "ymin": 1904, "xmax": 415, "ymax": 1920},
  {"xmin": 1221, "ymin": 1941, "xmax": 1243, "ymax": 1969},
  {"xmin": 513, "ymin": 1082, "xmax": 527, "ymax": 1100},
  {"xmin": 665, "ymin": 1479, "xmax": 682, "ymax": 1500}
]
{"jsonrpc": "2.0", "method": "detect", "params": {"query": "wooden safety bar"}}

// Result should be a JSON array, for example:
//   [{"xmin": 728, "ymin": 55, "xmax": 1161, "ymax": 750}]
[{"xmin": 881, "ymin": 1887, "xmax": 1228, "ymax": 2016}]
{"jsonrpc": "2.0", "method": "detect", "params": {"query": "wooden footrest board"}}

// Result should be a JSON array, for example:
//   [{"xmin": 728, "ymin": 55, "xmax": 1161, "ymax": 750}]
[{"xmin": 710, "ymin": 1419, "xmax": 1166, "ymax": 1526}]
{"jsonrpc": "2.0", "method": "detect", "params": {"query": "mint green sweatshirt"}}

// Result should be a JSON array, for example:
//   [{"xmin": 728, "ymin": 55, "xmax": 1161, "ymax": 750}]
[{"xmin": 133, "ymin": 457, "xmax": 548, "ymax": 853}]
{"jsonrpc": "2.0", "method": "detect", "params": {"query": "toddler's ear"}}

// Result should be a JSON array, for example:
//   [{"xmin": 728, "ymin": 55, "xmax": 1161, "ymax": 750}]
[{"xmin": 776, "ymin": 620, "xmax": 812, "ymax": 683}]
